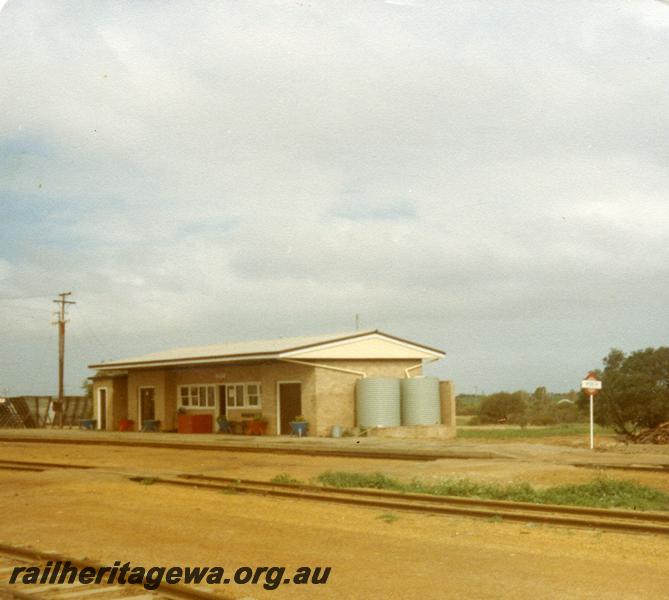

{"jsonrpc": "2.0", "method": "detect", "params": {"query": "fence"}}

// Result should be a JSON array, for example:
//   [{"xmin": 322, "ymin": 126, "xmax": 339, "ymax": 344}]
[{"xmin": 0, "ymin": 396, "xmax": 92, "ymax": 428}]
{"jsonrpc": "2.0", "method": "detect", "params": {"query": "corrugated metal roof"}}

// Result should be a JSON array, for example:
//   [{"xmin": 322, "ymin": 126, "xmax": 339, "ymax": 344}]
[
  {"xmin": 89, "ymin": 330, "xmax": 371, "ymax": 368},
  {"xmin": 89, "ymin": 329, "xmax": 444, "ymax": 370}
]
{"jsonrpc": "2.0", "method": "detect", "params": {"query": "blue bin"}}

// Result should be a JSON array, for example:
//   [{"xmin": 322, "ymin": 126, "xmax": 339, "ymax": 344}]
[{"xmin": 289, "ymin": 421, "xmax": 308, "ymax": 437}]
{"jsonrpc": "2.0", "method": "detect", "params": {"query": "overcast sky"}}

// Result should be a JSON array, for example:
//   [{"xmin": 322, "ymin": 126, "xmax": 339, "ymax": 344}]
[{"xmin": 1, "ymin": 0, "xmax": 668, "ymax": 397}]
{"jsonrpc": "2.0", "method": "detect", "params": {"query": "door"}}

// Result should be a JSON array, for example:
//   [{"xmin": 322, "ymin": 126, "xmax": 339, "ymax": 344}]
[
  {"xmin": 278, "ymin": 382, "xmax": 302, "ymax": 435},
  {"xmin": 97, "ymin": 388, "xmax": 107, "ymax": 430},
  {"xmin": 139, "ymin": 388, "xmax": 155, "ymax": 424}
]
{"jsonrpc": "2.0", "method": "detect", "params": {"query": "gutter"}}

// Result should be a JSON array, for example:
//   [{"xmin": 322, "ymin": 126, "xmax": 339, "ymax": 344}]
[{"xmin": 405, "ymin": 357, "xmax": 440, "ymax": 378}]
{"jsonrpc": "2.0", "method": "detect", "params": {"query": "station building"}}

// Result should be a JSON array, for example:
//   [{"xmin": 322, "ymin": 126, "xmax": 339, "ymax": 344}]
[{"xmin": 89, "ymin": 329, "xmax": 447, "ymax": 436}]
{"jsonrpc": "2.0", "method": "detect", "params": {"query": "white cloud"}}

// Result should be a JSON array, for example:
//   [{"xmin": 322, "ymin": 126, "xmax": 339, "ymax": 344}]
[{"xmin": 1, "ymin": 0, "xmax": 669, "ymax": 395}]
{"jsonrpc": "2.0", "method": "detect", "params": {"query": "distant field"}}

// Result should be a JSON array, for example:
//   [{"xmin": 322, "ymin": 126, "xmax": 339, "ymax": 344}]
[{"xmin": 457, "ymin": 423, "xmax": 614, "ymax": 439}]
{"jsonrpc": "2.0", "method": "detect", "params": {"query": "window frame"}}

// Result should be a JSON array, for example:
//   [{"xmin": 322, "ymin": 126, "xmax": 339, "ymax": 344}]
[
  {"xmin": 177, "ymin": 384, "xmax": 217, "ymax": 409},
  {"xmin": 224, "ymin": 381, "xmax": 262, "ymax": 410}
]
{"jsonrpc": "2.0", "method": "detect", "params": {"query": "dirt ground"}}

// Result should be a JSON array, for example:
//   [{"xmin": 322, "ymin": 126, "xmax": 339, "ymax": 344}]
[
  {"xmin": 2, "ymin": 440, "xmax": 669, "ymax": 599},
  {"xmin": 2, "ymin": 439, "xmax": 669, "ymax": 492}
]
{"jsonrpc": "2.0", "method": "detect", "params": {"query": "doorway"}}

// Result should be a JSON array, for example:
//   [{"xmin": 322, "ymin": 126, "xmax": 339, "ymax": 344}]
[
  {"xmin": 139, "ymin": 387, "xmax": 155, "ymax": 427},
  {"xmin": 97, "ymin": 388, "xmax": 107, "ymax": 430},
  {"xmin": 278, "ymin": 382, "xmax": 302, "ymax": 435}
]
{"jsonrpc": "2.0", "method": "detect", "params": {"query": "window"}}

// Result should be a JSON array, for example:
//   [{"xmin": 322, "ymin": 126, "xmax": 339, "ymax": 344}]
[
  {"xmin": 178, "ymin": 385, "xmax": 216, "ymax": 408},
  {"xmin": 225, "ymin": 382, "xmax": 261, "ymax": 409},
  {"xmin": 247, "ymin": 384, "xmax": 260, "ymax": 407}
]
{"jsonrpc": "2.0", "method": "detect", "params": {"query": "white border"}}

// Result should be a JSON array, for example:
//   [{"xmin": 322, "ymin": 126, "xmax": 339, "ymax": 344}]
[{"xmin": 280, "ymin": 332, "xmax": 444, "ymax": 359}]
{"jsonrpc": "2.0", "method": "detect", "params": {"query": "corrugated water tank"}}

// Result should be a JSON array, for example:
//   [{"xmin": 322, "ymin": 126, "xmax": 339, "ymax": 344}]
[
  {"xmin": 400, "ymin": 376, "xmax": 441, "ymax": 425},
  {"xmin": 356, "ymin": 378, "xmax": 400, "ymax": 428}
]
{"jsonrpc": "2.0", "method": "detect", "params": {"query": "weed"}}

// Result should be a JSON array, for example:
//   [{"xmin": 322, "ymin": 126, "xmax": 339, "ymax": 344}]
[
  {"xmin": 377, "ymin": 513, "xmax": 399, "ymax": 524},
  {"xmin": 316, "ymin": 471, "xmax": 669, "ymax": 512},
  {"xmin": 270, "ymin": 473, "xmax": 302, "ymax": 485}
]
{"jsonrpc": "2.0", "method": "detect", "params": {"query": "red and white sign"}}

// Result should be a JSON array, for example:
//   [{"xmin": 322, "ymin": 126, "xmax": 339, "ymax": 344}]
[{"xmin": 581, "ymin": 373, "xmax": 602, "ymax": 396}]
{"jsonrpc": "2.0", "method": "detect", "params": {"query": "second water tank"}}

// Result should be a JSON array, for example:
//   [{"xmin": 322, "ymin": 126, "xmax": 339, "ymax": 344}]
[{"xmin": 401, "ymin": 376, "xmax": 441, "ymax": 425}]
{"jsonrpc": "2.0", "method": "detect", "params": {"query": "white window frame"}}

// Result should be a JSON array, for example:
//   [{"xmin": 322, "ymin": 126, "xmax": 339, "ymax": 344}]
[
  {"xmin": 224, "ymin": 382, "xmax": 262, "ymax": 410},
  {"xmin": 177, "ymin": 384, "xmax": 217, "ymax": 409}
]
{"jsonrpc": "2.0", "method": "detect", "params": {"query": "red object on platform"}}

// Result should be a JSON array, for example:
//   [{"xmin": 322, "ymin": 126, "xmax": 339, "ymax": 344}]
[
  {"xmin": 178, "ymin": 414, "xmax": 213, "ymax": 433},
  {"xmin": 119, "ymin": 419, "xmax": 134, "ymax": 432}
]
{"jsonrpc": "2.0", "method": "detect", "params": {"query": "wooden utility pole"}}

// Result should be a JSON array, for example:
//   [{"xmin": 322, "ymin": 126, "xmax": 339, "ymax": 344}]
[{"xmin": 52, "ymin": 292, "xmax": 75, "ymax": 427}]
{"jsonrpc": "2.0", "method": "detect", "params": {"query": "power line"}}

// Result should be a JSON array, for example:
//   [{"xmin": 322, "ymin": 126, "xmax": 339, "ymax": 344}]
[
  {"xmin": 70, "ymin": 304, "xmax": 114, "ymax": 361},
  {"xmin": 0, "ymin": 294, "xmax": 52, "ymax": 301}
]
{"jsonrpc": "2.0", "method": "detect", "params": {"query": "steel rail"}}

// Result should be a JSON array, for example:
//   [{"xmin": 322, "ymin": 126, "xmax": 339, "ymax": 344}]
[
  {"xmin": 176, "ymin": 473, "xmax": 669, "ymax": 524},
  {"xmin": 127, "ymin": 475, "xmax": 669, "ymax": 537},
  {"xmin": 572, "ymin": 462, "xmax": 669, "ymax": 474},
  {"xmin": 0, "ymin": 459, "xmax": 93, "ymax": 470},
  {"xmin": 0, "ymin": 543, "xmax": 230, "ymax": 600}
]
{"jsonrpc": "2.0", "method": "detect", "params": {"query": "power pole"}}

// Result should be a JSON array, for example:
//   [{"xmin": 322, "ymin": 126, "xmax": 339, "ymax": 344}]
[
  {"xmin": 355, "ymin": 314, "xmax": 360, "ymax": 330},
  {"xmin": 52, "ymin": 292, "xmax": 75, "ymax": 427}
]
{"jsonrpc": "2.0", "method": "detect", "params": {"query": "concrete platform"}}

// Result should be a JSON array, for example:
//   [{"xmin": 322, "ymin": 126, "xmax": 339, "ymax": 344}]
[{"xmin": 0, "ymin": 427, "xmax": 507, "ymax": 460}]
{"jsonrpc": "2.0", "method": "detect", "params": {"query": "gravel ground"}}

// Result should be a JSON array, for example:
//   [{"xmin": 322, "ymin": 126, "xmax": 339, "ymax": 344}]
[{"xmin": 2, "ymin": 441, "xmax": 669, "ymax": 599}]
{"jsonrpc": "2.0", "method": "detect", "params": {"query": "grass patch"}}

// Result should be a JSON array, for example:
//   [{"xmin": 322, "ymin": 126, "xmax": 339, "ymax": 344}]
[
  {"xmin": 270, "ymin": 473, "xmax": 302, "ymax": 485},
  {"xmin": 316, "ymin": 471, "xmax": 669, "ymax": 512},
  {"xmin": 457, "ymin": 423, "xmax": 614, "ymax": 439},
  {"xmin": 139, "ymin": 477, "xmax": 156, "ymax": 485},
  {"xmin": 376, "ymin": 513, "xmax": 400, "ymax": 524}
]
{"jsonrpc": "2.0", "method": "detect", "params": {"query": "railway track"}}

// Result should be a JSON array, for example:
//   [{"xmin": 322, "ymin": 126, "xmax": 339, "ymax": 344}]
[
  {"xmin": 0, "ymin": 544, "xmax": 229, "ymax": 600},
  {"xmin": 5, "ymin": 458, "xmax": 669, "ymax": 536},
  {"xmin": 126, "ymin": 472, "xmax": 669, "ymax": 537},
  {"xmin": 572, "ymin": 462, "xmax": 669, "ymax": 474},
  {"xmin": 0, "ymin": 460, "xmax": 93, "ymax": 473}
]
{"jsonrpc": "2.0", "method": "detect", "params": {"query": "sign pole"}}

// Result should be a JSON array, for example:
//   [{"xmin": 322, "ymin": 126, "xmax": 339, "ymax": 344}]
[
  {"xmin": 581, "ymin": 372, "xmax": 602, "ymax": 451},
  {"xmin": 589, "ymin": 391, "xmax": 594, "ymax": 450}
]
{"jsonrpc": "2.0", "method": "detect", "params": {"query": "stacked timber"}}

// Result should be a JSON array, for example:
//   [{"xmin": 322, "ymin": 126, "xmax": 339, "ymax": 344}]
[{"xmin": 633, "ymin": 422, "xmax": 669, "ymax": 444}]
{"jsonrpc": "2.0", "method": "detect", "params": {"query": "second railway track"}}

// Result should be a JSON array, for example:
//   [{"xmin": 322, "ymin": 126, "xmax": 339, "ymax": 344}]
[
  {"xmin": 5, "ymin": 458, "xmax": 669, "ymax": 537},
  {"xmin": 0, "ymin": 543, "xmax": 228, "ymax": 600},
  {"xmin": 126, "ymin": 472, "xmax": 669, "ymax": 537}
]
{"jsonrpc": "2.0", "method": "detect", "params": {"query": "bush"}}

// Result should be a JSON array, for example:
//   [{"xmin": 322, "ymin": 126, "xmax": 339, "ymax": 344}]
[{"xmin": 477, "ymin": 391, "xmax": 528, "ymax": 424}]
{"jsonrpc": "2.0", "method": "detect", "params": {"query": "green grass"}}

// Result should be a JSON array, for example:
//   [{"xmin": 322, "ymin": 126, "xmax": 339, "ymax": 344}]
[
  {"xmin": 316, "ymin": 471, "xmax": 669, "ymax": 512},
  {"xmin": 270, "ymin": 473, "xmax": 302, "ymax": 485},
  {"xmin": 457, "ymin": 423, "xmax": 614, "ymax": 439},
  {"xmin": 376, "ymin": 513, "xmax": 400, "ymax": 524}
]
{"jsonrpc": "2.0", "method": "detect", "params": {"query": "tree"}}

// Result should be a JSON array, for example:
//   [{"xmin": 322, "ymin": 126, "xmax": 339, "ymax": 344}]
[
  {"xmin": 580, "ymin": 347, "xmax": 669, "ymax": 435},
  {"xmin": 532, "ymin": 386, "xmax": 548, "ymax": 402},
  {"xmin": 477, "ymin": 391, "xmax": 527, "ymax": 424}
]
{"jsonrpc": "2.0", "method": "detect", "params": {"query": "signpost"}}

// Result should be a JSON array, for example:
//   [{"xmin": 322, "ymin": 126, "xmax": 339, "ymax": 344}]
[{"xmin": 581, "ymin": 372, "xmax": 602, "ymax": 450}]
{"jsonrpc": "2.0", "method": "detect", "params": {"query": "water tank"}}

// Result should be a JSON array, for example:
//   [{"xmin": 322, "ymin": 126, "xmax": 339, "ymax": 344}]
[
  {"xmin": 401, "ymin": 376, "xmax": 441, "ymax": 425},
  {"xmin": 356, "ymin": 378, "xmax": 400, "ymax": 428}
]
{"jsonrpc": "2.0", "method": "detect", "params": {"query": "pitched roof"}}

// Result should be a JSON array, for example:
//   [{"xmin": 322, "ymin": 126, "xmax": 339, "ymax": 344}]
[{"xmin": 89, "ymin": 329, "xmax": 445, "ymax": 370}]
